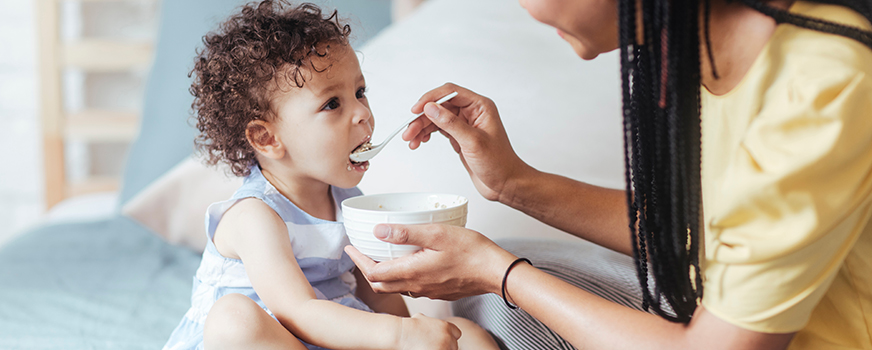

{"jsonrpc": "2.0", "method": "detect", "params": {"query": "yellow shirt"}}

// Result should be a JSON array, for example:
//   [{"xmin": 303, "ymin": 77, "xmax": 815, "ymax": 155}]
[{"xmin": 700, "ymin": 2, "xmax": 872, "ymax": 349}]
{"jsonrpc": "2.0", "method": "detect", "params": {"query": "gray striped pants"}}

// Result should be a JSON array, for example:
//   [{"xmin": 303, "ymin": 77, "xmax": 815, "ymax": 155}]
[{"xmin": 451, "ymin": 238, "xmax": 647, "ymax": 350}]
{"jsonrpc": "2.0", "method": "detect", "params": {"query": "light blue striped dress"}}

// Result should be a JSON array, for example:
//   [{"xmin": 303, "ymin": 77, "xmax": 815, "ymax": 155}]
[{"xmin": 163, "ymin": 165, "xmax": 371, "ymax": 350}]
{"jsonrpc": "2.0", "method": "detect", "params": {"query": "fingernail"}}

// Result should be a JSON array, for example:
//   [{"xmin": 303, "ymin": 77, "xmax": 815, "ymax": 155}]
[
  {"xmin": 424, "ymin": 103, "xmax": 440, "ymax": 120},
  {"xmin": 374, "ymin": 225, "xmax": 391, "ymax": 239}
]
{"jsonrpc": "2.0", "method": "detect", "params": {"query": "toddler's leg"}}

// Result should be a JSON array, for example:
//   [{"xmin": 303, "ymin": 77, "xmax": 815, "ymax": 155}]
[
  {"xmin": 204, "ymin": 293, "xmax": 307, "ymax": 350},
  {"xmin": 447, "ymin": 316, "xmax": 502, "ymax": 350}
]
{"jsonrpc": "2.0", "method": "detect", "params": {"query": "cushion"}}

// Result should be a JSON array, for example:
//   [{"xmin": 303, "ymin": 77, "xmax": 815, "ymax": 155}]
[{"xmin": 122, "ymin": 157, "xmax": 241, "ymax": 253}]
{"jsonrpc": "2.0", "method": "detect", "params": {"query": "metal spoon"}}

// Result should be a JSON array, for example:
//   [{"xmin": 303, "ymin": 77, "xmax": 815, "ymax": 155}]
[{"xmin": 350, "ymin": 91, "xmax": 458, "ymax": 163}]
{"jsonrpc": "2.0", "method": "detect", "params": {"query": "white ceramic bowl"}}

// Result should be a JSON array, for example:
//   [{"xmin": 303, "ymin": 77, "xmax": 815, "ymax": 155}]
[{"xmin": 342, "ymin": 193, "xmax": 468, "ymax": 261}]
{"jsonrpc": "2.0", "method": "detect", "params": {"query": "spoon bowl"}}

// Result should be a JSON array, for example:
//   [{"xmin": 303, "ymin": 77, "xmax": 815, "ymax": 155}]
[{"xmin": 350, "ymin": 91, "xmax": 458, "ymax": 163}]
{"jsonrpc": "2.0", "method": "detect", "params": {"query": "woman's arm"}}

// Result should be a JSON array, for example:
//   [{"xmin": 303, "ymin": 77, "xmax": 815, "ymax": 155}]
[
  {"xmin": 347, "ymin": 225, "xmax": 796, "ymax": 349},
  {"xmin": 505, "ymin": 260, "xmax": 797, "ymax": 349},
  {"xmin": 404, "ymin": 83, "xmax": 633, "ymax": 255},
  {"xmin": 215, "ymin": 198, "xmax": 458, "ymax": 350},
  {"xmin": 504, "ymin": 167, "xmax": 633, "ymax": 255}
]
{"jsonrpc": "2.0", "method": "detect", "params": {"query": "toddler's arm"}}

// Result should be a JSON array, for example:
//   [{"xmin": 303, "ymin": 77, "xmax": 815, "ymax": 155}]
[
  {"xmin": 354, "ymin": 267, "xmax": 410, "ymax": 317},
  {"xmin": 213, "ymin": 198, "xmax": 458, "ymax": 350}
]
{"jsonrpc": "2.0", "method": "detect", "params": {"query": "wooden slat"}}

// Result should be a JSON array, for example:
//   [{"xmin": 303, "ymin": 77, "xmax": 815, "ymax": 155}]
[
  {"xmin": 65, "ymin": 110, "xmax": 140, "ymax": 142},
  {"xmin": 66, "ymin": 176, "xmax": 119, "ymax": 197},
  {"xmin": 39, "ymin": 0, "xmax": 154, "ymax": 210},
  {"xmin": 43, "ymin": 137, "xmax": 67, "ymax": 209},
  {"xmin": 62, "ymin": 40, "xmax": 153, "ymax": 71},
  {"xmin": 37, "ymin": 0, "xmax": 67, "ymax": 210}
]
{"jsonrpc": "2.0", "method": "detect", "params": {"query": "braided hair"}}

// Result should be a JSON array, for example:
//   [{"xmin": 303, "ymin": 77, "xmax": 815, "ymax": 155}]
[{"xmin": 617, "ymin": 0, "xmax": 872, "ymax": 323}]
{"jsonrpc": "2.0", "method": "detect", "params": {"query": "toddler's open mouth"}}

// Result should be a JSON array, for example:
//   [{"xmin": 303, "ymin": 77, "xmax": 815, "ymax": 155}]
[
  {"xmin": 351, "ymin": 141, "xmax": 372, "ymax": 158},
  {"xmin": 349, "ymin": 136, "xmax": 372, "ymax": 168}
]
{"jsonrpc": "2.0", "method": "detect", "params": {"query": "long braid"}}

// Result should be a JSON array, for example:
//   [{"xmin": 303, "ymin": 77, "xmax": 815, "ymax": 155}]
[
  {"xmin": 618, "ymin": 0, "xmax": 703, "ymax": 323},
  {"xmin": 618, "ymin": 0, "xmax": 872, "ymax": 324},
  {"xmin": 618, "ymin": 0, "xmax": 645, "ymax": 313}
]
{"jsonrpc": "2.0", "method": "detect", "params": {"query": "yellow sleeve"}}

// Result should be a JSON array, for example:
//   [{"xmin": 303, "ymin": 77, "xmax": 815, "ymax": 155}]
[{"xmin": 701, "ymin": 60, "xmax": 872, "ymax": 333}]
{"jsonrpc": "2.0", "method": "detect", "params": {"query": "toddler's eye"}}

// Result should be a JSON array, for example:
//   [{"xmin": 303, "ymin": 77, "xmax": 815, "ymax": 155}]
[
  {"xmin": 323, "ymin": 98, "xmax": 340, "ymax": 111},
  {"xmin": 356, "ymin": 87, "xmax": 367, "ymax": 99}
]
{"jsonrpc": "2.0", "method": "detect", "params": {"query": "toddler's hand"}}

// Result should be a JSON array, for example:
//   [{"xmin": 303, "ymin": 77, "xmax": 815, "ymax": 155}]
[{"xmin": 398, "ymin": 313, "xmax": 461, "ymax": 350}]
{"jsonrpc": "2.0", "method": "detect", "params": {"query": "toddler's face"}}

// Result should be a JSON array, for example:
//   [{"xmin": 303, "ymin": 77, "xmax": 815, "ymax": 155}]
[{"xmin": 269, "ymin": 44, "xmax": 374, "ymax": 188}]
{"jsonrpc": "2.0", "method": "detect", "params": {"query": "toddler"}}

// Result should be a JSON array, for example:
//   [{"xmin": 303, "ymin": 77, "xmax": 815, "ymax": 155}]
[{"xmin": 162, "ymin": 1, "xmax": 499, "ymax": 349}]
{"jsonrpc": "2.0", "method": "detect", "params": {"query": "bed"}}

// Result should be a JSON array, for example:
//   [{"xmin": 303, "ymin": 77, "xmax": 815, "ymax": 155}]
[{"xmin": 0, "ymin": 0, "xmax": 630, "ymax": 348}]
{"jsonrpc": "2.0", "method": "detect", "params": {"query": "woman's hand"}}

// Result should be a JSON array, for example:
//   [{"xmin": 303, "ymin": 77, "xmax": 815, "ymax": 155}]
[
  {"xmin": 403, "ymin": 83, "xmax": 533, "ymax": 202},
  {"xmin": 345, "ymin": 223, "xmax": 518, "ymax": 300},
  {"xmin": 398, "ymin": 314, "xmax": 462, "ymax": 350}
]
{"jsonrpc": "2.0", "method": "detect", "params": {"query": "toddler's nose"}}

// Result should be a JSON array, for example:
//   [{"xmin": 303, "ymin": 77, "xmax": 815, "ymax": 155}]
[{"xmin": 352, "ymin": 106, "xmax": 372, "ymax": 126}]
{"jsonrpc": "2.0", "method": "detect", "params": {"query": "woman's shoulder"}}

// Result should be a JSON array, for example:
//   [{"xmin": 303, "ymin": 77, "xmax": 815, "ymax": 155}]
[
  {"xmin": 792, "ymin": 1, "xmax": 871, "ymax": 30},
  {"xmin": 751, "ymin": 3, "xmax": 872, "ymax": 117},
  {"xmin": 772, "ymin": 1, "xmax": 872, "ymax": 76}
]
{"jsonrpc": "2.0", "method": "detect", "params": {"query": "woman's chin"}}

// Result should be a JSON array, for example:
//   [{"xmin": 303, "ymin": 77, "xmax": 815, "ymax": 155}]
[
  {"xmin": 575, "ymin": 47, "xmax": 600, "ymax": 60},
  {"xmin": 564, "ymin": 40, "xmax": 600, "ymax": 60},
  {"xmin": 573, "ymin": 42, "xmax": 620, "ymax": 60}
]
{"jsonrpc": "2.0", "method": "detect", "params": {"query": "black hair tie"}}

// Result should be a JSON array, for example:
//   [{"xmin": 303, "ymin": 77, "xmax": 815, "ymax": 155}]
[{"xmin": 501, "ymin": 258, "xmax": 532, "ymax": 310}]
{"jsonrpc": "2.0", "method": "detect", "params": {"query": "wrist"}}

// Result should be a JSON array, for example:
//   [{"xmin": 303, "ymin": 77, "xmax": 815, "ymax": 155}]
[
  {"xmin": 485, "ymin": 248, "xmax": 520, "ymax": 295},
  {"xmin": 497, "ymin": 163, "xmax": 538, "ymax": 208},
  {"xmin": 501, "ymin": 258, "xmax": 533, "ymax": 308}
]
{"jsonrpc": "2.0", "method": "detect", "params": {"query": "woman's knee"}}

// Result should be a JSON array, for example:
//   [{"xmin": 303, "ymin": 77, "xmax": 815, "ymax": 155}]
[{"xmin": 204, "ymin": 293, "xmax": 272, "ymax": 348}]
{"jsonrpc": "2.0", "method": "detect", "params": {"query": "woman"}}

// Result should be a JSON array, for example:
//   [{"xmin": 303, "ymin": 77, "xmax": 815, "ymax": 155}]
[{"xmin": 345, "ymin": 0, "xmax": 872, "ymax": 348}]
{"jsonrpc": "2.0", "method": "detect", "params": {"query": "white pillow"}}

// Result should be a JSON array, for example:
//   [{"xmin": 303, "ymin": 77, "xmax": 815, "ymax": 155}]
[{"xmin": 121, "ymin": 156, "xmax": 242, "ymax": 253}]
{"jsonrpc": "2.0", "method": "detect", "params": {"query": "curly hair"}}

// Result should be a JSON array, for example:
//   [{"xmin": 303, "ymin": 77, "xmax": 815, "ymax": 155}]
[{"xmin": 190, "ymin": 0, "xmax": 352, "ymax": 177}]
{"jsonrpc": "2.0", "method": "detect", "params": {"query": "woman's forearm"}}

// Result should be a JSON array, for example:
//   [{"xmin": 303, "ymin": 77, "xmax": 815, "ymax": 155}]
[
  {"xmin": 500, "ymin": 263, "xmax": 794, "ymax": 350},
  {"xmin": 501, "ymin": 167, "xmax": 634, "ymax": 255},
  {"xmin": 502, "ymin": 262, "xmax": 688, "ymax": 349}
]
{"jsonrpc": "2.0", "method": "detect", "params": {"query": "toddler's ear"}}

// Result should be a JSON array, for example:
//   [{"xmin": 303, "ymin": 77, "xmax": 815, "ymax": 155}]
[{"xmin": 246, "ymin": 120, "xmax": 285, "ymax": 159}]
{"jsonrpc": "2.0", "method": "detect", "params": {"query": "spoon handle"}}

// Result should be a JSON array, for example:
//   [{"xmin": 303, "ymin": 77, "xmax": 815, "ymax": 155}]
[{"xmin": 385, "ymin": 91, "xmax": 459, "ymax": 142}]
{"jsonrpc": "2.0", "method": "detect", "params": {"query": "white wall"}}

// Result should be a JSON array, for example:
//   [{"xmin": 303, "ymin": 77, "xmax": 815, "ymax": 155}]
[{"xmin": 0, "ymin": 0, "xmax": 42, "ymax": 246}]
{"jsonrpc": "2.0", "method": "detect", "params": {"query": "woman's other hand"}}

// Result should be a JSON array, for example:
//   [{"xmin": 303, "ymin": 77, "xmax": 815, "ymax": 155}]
[
  {"xmin": 345, "ymin": 223, "xmax": 517, "ymax": 300},
  {"xmin": 403, "ymin": 83, "xmax": 533, "ymax": 202}
]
